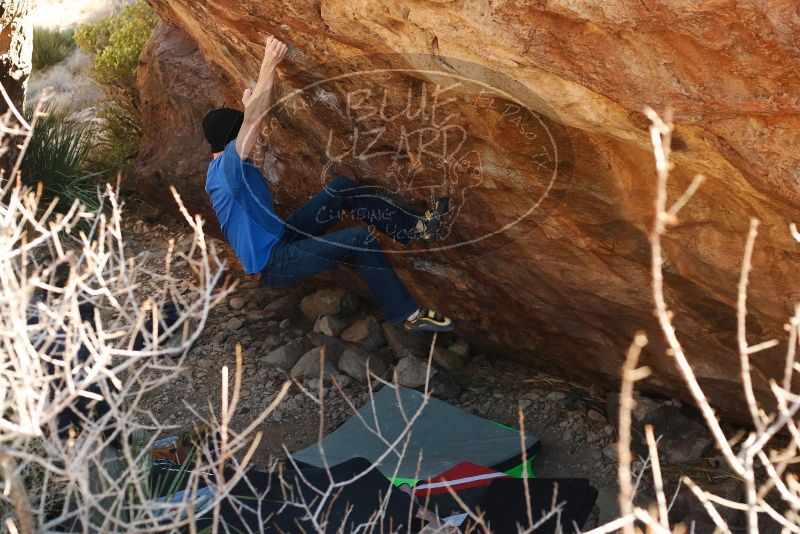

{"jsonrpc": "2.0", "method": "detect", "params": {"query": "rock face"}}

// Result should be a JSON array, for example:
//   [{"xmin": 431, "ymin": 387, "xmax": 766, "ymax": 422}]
[
  {"xmin": 0, "ymin": 0, "xmax": 32, "ymax": 115},
  {"xmin": 136, "ymin": 23, "xmax": 230, "ymax": 210},
  {"xmin": 138, "ymin": 1, "xmax": 800, "ymax": 418}
]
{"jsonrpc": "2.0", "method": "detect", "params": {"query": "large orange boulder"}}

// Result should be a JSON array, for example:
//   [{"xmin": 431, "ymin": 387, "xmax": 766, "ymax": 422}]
[{"xmin": 136, "ymin": 1, "xmax": 800, "ymax": 418}]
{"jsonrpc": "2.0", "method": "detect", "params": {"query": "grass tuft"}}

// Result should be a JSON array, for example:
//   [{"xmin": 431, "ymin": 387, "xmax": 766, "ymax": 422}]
[
  {"xmin": 20, "ymin": 105, "xmax": 100, "ymax": 213},
  {"xmin": 32, "ymin": 27, "xmax": 75, "ymax": 72}
]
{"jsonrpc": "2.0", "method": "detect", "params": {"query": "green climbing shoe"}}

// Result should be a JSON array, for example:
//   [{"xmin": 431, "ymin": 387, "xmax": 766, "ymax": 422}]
[{"xmin": 403, "ymin": 308, "xmax": 455, "ymax": 332}]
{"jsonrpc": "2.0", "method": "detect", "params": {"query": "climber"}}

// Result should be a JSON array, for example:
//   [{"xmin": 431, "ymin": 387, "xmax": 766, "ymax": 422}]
[{"xmin": 201, "ymin": 36, "xmax": 454, "ymax": 332}]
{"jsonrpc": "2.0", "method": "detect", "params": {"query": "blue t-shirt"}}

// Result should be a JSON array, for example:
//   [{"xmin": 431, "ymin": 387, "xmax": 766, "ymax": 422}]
[{"xmin": 205, "ymin": 141, "xmax": 285, "ymax": 274}]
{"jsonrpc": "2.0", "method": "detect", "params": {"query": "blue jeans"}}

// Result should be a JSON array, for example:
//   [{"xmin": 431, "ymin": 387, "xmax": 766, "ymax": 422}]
[{"xmin": 260, "ymin": 176, "xmax": 420, "ymax": 324}]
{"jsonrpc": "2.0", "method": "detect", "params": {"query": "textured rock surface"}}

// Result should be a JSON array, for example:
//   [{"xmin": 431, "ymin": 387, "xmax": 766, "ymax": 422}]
[
  {"xmin": 432, "ymin": 346, "xmax": 466, "ymax": 373},
  {"xmin": 300, "ymin": 288, "xmax": 356, "ymax": 320},
  {"xmin": 395, "ymin": 354, "xmax": 433, "ymax": 389},
  {"xmin": 337, "ymin": 346, "xmax": 391, "ymax": 383},
  {"xmin": 381, "ymin": 321, "xmax": 431, "ymax": 360},
  {"xmin": 341, "ymin": 317, "xmax": 385, "ymax": 349},
  {"xmin": 291, "ymin": 346, "xmax": 338, "ymax": 382},
  {"xmin": 313, "ymin": 315, "xmax": 348, "ymax": 337},
  {"xmin": 138, "ymin": 1, "xmax": 800, "ymax": 417},
  {"xmin": 0, "ymin": 0, "xmax": 32, "ymax": 114},
  {"xmin": 265, "ymin": 338, "xmax": 312, "ymax": 371},
  {"xmin": 136, "ymin": 23, "xmax": 229, "ymax": 209}
]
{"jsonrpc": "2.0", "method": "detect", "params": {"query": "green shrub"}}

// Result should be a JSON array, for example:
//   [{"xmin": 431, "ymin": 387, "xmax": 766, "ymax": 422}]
[
  {"xmin": 32, "ymin": 27, "xmax": 74, "ymax": 72},
  {"xmin": 20, "ymin": 105, "xmax": 100, "ymax": 213},
  {"xmin": 74, "ymin": 1, "xmax": 158, "ymax": 174}
]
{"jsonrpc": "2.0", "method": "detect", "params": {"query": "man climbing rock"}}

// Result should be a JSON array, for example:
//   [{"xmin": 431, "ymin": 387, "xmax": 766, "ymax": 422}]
[{"xmin": 202, "ymin": 36, "xmax": 454, "ymax": 332}]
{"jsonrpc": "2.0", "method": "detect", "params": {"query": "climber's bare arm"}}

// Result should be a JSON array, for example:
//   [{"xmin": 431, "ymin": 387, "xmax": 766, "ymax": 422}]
[{"xmin": 236, "ymin": 36, "xmax": 287, "ymax": 159}]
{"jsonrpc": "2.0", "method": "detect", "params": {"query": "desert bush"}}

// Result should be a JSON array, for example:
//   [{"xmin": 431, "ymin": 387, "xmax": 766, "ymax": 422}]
[
  {"xmin": 31, "ymin": 27, "xmax": 74, "ymax": 72},
  {"xmin": 74, "ymin": 0, "xmax": 158, "ymax": 174},
  {"xmin": 0, "ymin": 107, "xmax": 239, "ymax": 531},
  {"xmin": 18, "ymin": 104, "xmax": 99, "ymax": 213}
]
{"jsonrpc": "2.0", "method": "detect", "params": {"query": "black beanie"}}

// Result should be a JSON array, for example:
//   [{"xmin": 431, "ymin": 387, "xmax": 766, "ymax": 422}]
[{"xmin": 202, "ymin": 108, "xmax": 244, "ymax": 153}]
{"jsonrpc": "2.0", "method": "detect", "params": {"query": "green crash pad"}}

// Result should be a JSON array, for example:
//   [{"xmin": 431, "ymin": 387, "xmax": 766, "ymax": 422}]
[{"xmin": 292, "ymin": 385, "xmax": 540, "ymax": 482}]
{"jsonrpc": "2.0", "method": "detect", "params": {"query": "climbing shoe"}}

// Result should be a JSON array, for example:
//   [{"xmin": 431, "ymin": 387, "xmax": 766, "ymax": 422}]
[
  {"xmin": 416, "ymin": 197, "xmax": 449, "ymax": 243},
  {"xmin": 403, "ymin": 308, "xmax": 455, "ymax": 332}
]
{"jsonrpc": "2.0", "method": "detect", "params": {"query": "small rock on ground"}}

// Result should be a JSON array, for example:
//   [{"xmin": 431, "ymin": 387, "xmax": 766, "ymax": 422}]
[
  {"xmin": 338, "ymin": 347, "xmax": 391, "ymax": 383},
  {"xmin": 301, "ymin": 289, "xmax": 356, "ymax": 320},
  {"xmin": 226, "ymin": 317, "xmax": 243, "ymax": 330},
  {"xmin": 432, "ymin": 346, "xmax": 466, "ymax": 373},
  {"xmin": 395, "ymin": 355, "xmax": 433, "ymax": 388},
  {"xmin": 341, "ymin": 317, "xmax": 385, "ymax": 349},
  {"xmin": 382, "ymin": 321, "xmax": 431, "ymax": 358},
  {"xmin": 264, "ymin": 338, "xmax": 312, "ymax": 371},
  {"xmin": 291, "ymin": 347, "xmax": 339, "ymax": 382},
  {"xmin": 448, "ymin": 337, "xmax": 470, "ymax": 358},
  {"xmin": 313, "ymin": 315, "xmax": 348, "ymax": 337}
]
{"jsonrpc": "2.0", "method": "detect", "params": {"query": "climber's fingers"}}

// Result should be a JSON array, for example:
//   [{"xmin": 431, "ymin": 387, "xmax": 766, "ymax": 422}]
[
  {"xmin": 269, "ymin": 41, "xmax": 287, "ymax": 64},
  {"xmin": 260, "ymin": 35, "xmax": 288, "ymax": 72},
  {"xmin": 263, "ymin": 36, "xmax": 282, "ymax": 59},
  {"xmin": 276, "ymin": 41, "xmax": 288, "ymax": 60}
]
